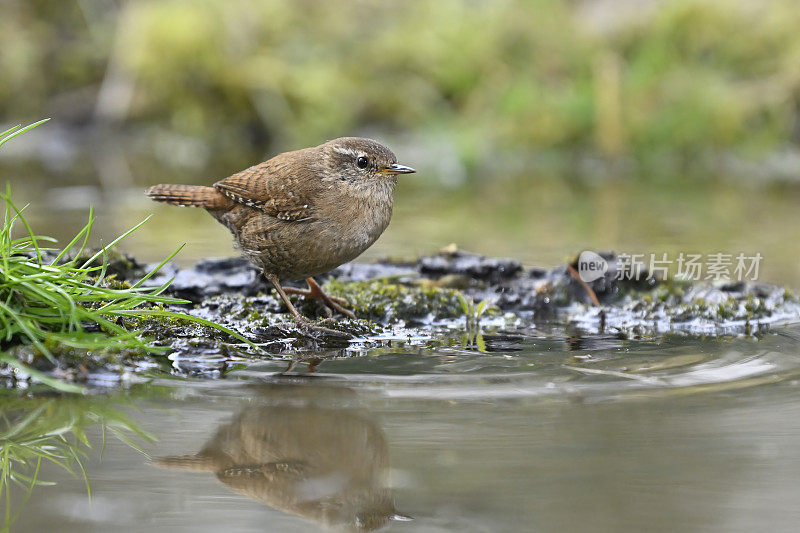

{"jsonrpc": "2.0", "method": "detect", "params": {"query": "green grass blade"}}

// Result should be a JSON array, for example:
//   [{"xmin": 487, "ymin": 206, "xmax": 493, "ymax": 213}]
[
  {"xmin": 130, "ymin": 243, "xmax": 185, "ymax": 289},
  {"xmin": 0, "ymin": 124, "xmax": 21, "ymax": 139},
  {"xmin": 0, "ymin": 353, "xmax": 84, "ymax": 393},
  {"xmin": 107, "ymin": 309, "xmax": 257, "ymax": 349},
  {"xmin": 0, "ymin": 118, "xmax": 49, "ymax": 148},
  {"xmin": 79, "ymin": 216, "xmax": 152, "ymax": 269},
  {"xmin": 52, "ymin": 209, "xmax": 94, "ymax": 265},
  {"xmin": 1, "ymin": 197, "xmax": 41, "ymax": 262},
  {"xmin": 0, "ymin": 302, "xmax": 53, "ymax": 361}
]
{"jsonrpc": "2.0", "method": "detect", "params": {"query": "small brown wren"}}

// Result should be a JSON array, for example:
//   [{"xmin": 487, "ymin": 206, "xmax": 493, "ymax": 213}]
[{"xmin": 145, "ymin": 137, "xmax": 415, "ymax": 335}]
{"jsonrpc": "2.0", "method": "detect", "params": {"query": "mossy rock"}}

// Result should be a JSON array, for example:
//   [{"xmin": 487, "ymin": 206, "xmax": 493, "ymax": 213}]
[{"xmin": 323, "ymin": 279, "xmax": 464, "ymax": 322}]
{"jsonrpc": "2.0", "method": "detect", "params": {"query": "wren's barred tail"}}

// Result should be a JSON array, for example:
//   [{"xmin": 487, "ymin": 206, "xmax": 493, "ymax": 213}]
[
  {"xmin": 152, "ymin": 454, "xmax": 215, "ymax": 472},
  {"xmin": 145, "ymin": 184, "xmax": 230, "ymax": 209}
]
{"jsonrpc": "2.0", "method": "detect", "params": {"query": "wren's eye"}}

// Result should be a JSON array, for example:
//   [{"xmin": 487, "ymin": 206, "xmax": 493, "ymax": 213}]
[{"xmin": 356, "ymin": 156, "xmax": 369, "ymax": 169}]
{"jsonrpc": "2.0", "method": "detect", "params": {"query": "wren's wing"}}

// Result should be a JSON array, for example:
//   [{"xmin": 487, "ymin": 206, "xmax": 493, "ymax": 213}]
[{"xmin": 213, "ymin": 149, "xmax": 319, "ymax": 222}]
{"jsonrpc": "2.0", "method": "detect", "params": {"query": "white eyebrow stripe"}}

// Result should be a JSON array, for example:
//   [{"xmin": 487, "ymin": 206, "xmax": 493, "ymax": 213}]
[{"xmin": 333, "ymin": 147, "xmax": 363, "ymax": 158}]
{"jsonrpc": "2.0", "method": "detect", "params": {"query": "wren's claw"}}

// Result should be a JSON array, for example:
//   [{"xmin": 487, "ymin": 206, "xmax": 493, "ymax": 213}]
[
  {"xmin": 282, "ymin": 277, "xmax": 356, "ymax": 319},
  {"xmin": 293, "ymin": 319, "xmax": 352, "ymax": 339},
  {"xmin": 275, "ymin": 316, "xmax": 352, "ymax": 339},
  {"xmin": 266, "ymin": 274, "xmax": 353, "ymax": 338}
]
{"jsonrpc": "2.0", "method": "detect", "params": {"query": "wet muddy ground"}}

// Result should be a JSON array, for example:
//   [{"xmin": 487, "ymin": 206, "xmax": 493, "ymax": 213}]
[{"xmin": 3, "ymin": 249, "xmax": 797, "ymax": 389}]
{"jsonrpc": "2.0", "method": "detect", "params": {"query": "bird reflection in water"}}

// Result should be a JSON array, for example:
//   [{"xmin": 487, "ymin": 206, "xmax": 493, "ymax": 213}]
[{"xmin": 155, "ymin": 383, "xmax": 411, "ymax": 531}]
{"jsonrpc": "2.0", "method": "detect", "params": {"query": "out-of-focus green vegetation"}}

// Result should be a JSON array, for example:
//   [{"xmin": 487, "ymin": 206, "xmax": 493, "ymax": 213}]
[{"xmin": 3, "ymin": 0, "xmax": 800, "ymax": 178}]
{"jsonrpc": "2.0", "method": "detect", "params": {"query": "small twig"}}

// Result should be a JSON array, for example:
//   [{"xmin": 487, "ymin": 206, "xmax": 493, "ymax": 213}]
[{"xmin": 567, "ymin": 264, "xmax": 600, "ymax": 306}]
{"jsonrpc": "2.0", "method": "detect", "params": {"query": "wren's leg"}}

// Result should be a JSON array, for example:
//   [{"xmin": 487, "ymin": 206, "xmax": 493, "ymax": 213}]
[
  {"xmin": 306, "ymin": 357, "xmax": 323, "ymax": 373},
  {"xmin": 265, "ymin": 274, "xmax": 351, "ymax": 338},
  {"xmin": 282, "ymin": 277, "xmax": 356, "ymax": 319}
]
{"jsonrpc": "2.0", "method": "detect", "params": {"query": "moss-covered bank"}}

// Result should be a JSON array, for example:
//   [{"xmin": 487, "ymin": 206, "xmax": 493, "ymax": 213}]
[{"xmin": 2, "ymin": 249, "xmax": 799, "ymax": 389}]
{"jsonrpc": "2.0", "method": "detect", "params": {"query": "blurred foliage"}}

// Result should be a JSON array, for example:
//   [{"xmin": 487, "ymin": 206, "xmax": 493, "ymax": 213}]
[{"xmin": 2, "ymin": 0, "xmax": 800, "ymax": 175}]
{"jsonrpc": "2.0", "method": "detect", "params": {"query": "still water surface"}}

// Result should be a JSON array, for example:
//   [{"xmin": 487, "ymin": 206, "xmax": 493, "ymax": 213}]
[{"xmin": 8, "ymin": 325, "xmax": 800, "ymax": 532}]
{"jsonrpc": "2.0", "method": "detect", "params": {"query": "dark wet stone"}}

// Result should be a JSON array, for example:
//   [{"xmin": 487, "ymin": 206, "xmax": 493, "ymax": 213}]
[
  {"xmin": 418, "ymin": 251, "xmax": 522, "ymax": 282},
  {"xmin": 566, "ymin": 253, "xmax": 657, "ymax": 303},
  {"xmin": 480, "ymin": 334, "xmax": 526, "ymax": 352},
  {"xmin": 26, "ymin": 248, "xmax": 149, "ymax": 281},
  {"xmin": 249, "ymin": 324, "xmax": 298, "ymax": 342},
  {"xmin": 495, "ymin": 291, "xmax": 521, "ymax": 308},
  {"xmin": 721, "ymin": 281, "xmax": 747, "ymax": 293},
  {"xmin": 194, "ymin": 256, "xmax": 252, "ymax": 273},
  {"xmin": 528, "ymin": 267, "xmax": 548, "ymax": 279},
  {"xmin": 167, "ymin": 258, "xmax": 266, "ymax": 301},
  {"xmin": 328, "ymin": 261, "xmax": 417, "ymax": 282},
  {"xmin": 750, "ymin": 283, "xmax": 782, "ymax": 299}
]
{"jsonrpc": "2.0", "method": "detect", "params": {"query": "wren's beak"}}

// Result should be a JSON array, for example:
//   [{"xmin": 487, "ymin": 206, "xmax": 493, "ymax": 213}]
[{"xmin": 378, "ymin": 163, "xmax": 416, "ymax": 175}]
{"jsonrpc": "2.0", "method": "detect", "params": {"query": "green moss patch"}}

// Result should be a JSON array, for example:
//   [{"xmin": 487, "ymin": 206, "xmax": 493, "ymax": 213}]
[{"xmin": 323, "ymin": 279, "xmax": 465, "ymax": 322}]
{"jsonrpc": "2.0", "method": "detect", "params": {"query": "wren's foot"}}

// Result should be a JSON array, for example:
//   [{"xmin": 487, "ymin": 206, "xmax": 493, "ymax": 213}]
[
  {"xmin": 265, "ymin": 274, "xmax": 353, "ymax": 338},
  {"xmin": 292, "ymin": 317, "xmax": 352, "ymax": 339},
  {"xmin": 282, "ymin": 277, "xmax": 356, "ymax": 319},
  {"xmin": 277, "ymin": 357, "xmax": 324, "ymax": 375}
]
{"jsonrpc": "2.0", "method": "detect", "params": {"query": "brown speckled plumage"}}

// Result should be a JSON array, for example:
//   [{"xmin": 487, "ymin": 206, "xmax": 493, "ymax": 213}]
[{"xmin": 145, "ymin": 137, "xmax": 415, "ymax": 335}]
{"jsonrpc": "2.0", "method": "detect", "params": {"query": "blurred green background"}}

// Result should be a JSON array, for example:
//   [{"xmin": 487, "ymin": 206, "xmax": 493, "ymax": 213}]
[{"xmin": 1, "ymin": 0, "xmax": 799, "ymax": 283}]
